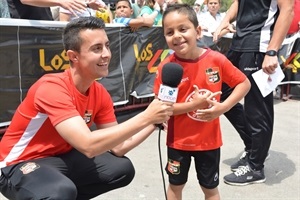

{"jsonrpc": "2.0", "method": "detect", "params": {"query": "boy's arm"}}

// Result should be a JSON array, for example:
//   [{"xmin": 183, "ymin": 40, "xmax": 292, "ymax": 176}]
[
  {"xmin": 128, "ymin": 17, "xmax": 155, "ymax": 28},
  {"xmin": 169, "ymin": 86, "xmax": 221, "ymax": 116},
  {"xmin": 196, "ymin": 78, "xmax": 250, "ymax": 122}
]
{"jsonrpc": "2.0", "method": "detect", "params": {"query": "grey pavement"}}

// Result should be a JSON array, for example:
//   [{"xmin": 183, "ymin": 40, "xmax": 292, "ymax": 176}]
[{"xmin": 1, "ymin": 97, "xmax": 299, "ymax": 200}]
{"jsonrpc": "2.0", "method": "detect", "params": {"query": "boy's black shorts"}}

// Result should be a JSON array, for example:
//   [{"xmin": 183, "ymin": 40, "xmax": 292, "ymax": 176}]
[{"xmin": 165, "ymin": 147, "xmax": 220, "ymax": 189}]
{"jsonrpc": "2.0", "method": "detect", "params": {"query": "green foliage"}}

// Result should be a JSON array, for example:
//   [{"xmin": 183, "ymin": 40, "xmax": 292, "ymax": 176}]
[{"xmin": 220, "ymin": 0, "xmax": 233, "ymax": 12}]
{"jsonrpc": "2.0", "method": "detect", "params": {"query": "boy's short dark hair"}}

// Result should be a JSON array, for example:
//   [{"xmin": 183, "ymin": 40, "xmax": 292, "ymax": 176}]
[
  {"xmin": 163, "ymin": 4, "xmax": 199, "ymax": 28},
  {"xmin": 116, "ymin": 0, "xmax": 132, "ymax": 9},
  {"xmin": 63, "ymin": 16, "xmax": 106, "ymax": 52}
]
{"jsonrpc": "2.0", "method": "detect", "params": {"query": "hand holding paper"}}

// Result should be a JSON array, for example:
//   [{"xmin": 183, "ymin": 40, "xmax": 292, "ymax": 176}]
[{"xmin": 251, "ymin": 66, "xmax": 285, "ymax": 97}]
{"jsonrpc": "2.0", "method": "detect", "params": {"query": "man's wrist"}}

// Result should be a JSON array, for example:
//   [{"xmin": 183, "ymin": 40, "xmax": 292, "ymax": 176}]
[{"xmin": 265, "ymin": 50, "xmax": 277, "ymax": 56}]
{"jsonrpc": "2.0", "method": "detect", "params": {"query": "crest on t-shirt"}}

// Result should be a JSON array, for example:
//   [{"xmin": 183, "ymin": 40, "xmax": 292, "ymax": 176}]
[
  {"xmin": 20, "ymin": 162, "xmax": 40, "ymax": 174},
  {"xmin": 83, "ymin": 110, "xmax": 92, "ymax": 124},
  {"xmin": 205, "ymin": 67, "xmax": 220, "ymax": 83},
  {"xmin": 185, "ymin": 89, "xmax": 215, "ymax": 121}
]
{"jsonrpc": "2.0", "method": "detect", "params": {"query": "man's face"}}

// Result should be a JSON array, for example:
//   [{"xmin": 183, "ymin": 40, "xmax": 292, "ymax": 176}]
[
  {"xmin": 207, "ymin": 0, "xmax": 220, "ymax": 15},
  {"xmin": 115, "ymin": 1, "xmax": 133, "ymax": 18},
  {"xmin": 76, "ymin": 29, "xmax": 111, "ymax": 79}
]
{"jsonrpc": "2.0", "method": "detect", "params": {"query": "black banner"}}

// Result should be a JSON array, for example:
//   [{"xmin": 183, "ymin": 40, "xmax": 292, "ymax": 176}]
[{"xmin": 0, "ymin": 19, "xmax": 299, "ymax": 124}]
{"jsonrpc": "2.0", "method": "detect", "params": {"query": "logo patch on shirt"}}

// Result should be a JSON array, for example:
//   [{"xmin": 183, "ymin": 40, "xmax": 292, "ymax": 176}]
[
  {"xmin": 83, "ymin": 110, "xmax": 93, "ymax": 124},
  {"xmin": 205, "ymin": 67, "xmax": 220, "ymax": 83},
  {"xmin": 167, "ymin": 159, "xmax": 180, "ymax": 175},
  {"xmin": 20, "ymin": 162, "xmax": 40, "ymax": 174}
]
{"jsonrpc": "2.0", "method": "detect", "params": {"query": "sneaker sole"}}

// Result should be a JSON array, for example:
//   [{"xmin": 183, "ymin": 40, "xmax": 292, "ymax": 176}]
[{"xmin": 224, "ymin": 178, "xmax": 266, "ymax": 186}]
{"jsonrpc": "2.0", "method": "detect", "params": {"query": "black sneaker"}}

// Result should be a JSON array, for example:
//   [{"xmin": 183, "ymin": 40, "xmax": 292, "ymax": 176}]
[
  {"xmin": 231, "ymin": 152, "xmax": 271, "ymax": 172},
  {"xmin": 224, "ymin": 165, "xmax": 266, "ymax": 186},
  {"xmin": 231, "ymin": 151, "xmax": 249, "ymax": 172}
]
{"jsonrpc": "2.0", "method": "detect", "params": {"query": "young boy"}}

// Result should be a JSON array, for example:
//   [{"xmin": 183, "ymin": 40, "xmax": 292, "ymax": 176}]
[
  {"xmin": 153, "ymin": 4, "xmax": 250, "ymax": 200},
  {"xmin": 113, "ymin": 0, "xmax": 157, "ymax": 29}
]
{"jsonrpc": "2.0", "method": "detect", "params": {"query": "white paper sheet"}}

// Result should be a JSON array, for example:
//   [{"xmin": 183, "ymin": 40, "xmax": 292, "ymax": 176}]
[{"xmin": 251, "ymin": 66, "xmax": 285, "ymax": 97}]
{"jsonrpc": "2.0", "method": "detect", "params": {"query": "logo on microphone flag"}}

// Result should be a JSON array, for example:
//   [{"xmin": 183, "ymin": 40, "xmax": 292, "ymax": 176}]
[{"xmin": 158, "ymin": 85, "xmax": 179, "ymax": 103}]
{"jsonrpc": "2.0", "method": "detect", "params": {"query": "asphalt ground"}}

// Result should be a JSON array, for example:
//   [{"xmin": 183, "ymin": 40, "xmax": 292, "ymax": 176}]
[{"xmin": 1, "ymin": 92, "xmax": 299, "ymax": 200}]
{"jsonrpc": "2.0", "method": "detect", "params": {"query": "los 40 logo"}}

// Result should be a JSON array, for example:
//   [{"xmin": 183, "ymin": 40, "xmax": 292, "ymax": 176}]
[
  {"xmin": 39, "ymin": 49, "xmax": 69, "ymax": 71},
  {"xmin": 39, "ymin": 43, "xmax": 173, "ymax": 73}
]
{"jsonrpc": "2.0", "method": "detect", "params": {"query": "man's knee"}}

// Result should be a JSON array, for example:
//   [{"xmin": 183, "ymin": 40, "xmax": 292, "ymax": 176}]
[{"xmin": 118, "ymin": 157, "xmax": 135, "ymax": 186}]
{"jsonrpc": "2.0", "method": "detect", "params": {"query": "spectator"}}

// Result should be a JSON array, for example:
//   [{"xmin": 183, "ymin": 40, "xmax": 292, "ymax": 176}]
[
  {"xmin": 198, "ymin": 0, "xmax": 227, "ymax": 35},
  {"xmin": 139, "ymin": 0, "xmax": 164, "ymax": 25},
  {"xmin": 0, "ymin": 16, "xmax": 173, "ymax": 199},
  {"xmin": 193, "ymin": 0, "xmax": 204, "ymax": 12},
  {"xmin": 7, "ymin": 0, "xmax": 88, "ymax": 20},
  {"xmin": 60, "ymin": 0, "xmax": 112, "ymax": 23},
  {"xmin": 279, "ymin": 0, "xmax": 300, "ymax": 100},
  {"xmin": 113, "ymin": 0, "xmax": 155, "ymax": 29},
  {"xmin": 287, "ymin": 0, "xmax": 300, "ymax": 35},
  {"xmin": 131, "ymin": 0, "xmax": 144, "ymax": 18},
  {"xmin": 214, "ymin": 0, "xmax": 294, "ymax": 185},
  {"xmin": 0, "ymin": 0, "xmax": 10, "ymax": 18},
  {"xmin": 154, "ymin": 4, "xmax": 250, "ymax": 200}
]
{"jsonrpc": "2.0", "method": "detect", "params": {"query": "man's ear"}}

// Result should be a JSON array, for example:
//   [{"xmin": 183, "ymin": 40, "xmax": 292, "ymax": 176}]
[{"xmin": 67, "ymin": 50, "xmax": 79, "ymax": 63}]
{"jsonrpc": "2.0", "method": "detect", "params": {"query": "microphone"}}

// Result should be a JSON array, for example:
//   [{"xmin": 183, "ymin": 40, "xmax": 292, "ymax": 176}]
[
  {"xmin": 156, "ymin": 63, "xmax": 183, "ymax": 200},
  {"xmin": 158, "ymin": 62, "xmax": 183, "ymax": 103}
]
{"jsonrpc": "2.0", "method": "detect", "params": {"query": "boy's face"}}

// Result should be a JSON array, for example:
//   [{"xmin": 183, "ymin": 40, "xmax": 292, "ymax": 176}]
[
  {"xmin": 115, "ymin": 1, "xmax": 133, "ymax": 18},
  {"xmin": 70, "ymin": 29, "xmax": 111, "ymax": 79},
  {"xmin": 163, "ymin": 12, "xmax": 201, "ymax": 60}
]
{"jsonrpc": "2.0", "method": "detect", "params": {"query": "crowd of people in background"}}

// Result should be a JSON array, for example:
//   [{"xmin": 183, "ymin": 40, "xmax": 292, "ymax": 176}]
[{"xmin": 2, "ymin": 0, "xmax": 298, "ymax": 37}]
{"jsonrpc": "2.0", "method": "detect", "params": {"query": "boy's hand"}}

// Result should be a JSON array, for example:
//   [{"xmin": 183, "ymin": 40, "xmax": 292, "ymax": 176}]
[
  {"xmin": 191, "ymin": 85, "xmax": 221, "ymax": 109},
  {"xmin": 195, "ymin": 96, "xmax": 224, "ymax": 122}
]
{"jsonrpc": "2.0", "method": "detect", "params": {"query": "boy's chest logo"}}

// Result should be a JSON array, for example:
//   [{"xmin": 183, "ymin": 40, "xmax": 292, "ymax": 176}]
[{"xmin": 206, "ymin": 67, "xmax": 220, "ymax": 84}]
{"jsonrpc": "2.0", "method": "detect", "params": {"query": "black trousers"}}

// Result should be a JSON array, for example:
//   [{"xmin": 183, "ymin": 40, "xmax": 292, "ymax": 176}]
[
  {"xmin": 0, "ymin": 149, "xmax": 135, "ymax": 200},
  {"xmin": 221, "ymin": 50, "xmax": 274, "ymax": 170}
]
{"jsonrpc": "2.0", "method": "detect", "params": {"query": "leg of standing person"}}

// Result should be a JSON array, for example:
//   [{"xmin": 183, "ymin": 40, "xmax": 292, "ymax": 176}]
[
  {"xmin": 166, "ymin": 147, "xmax": 191, "ymax": 199},
  {"xmin": 224, "ymin": 52, "xmax": 273, "ymax": 185},
  {"xmin": 220, "ymin": 51, "xmax": 252, "ymax": 171},
  {"xmin": 195, "ymin": 149, "xmax": 220, "ymax": 200}
]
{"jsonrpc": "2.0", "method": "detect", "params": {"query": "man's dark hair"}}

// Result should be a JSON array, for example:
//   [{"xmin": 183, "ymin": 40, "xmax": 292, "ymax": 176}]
[
  {"xmin": 163, "ymin": 4, "xmax": 199, "ymax": 28},
  {"xmin": 63, "ymin": 17, "xmax": 106, "ymax": 52}
]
